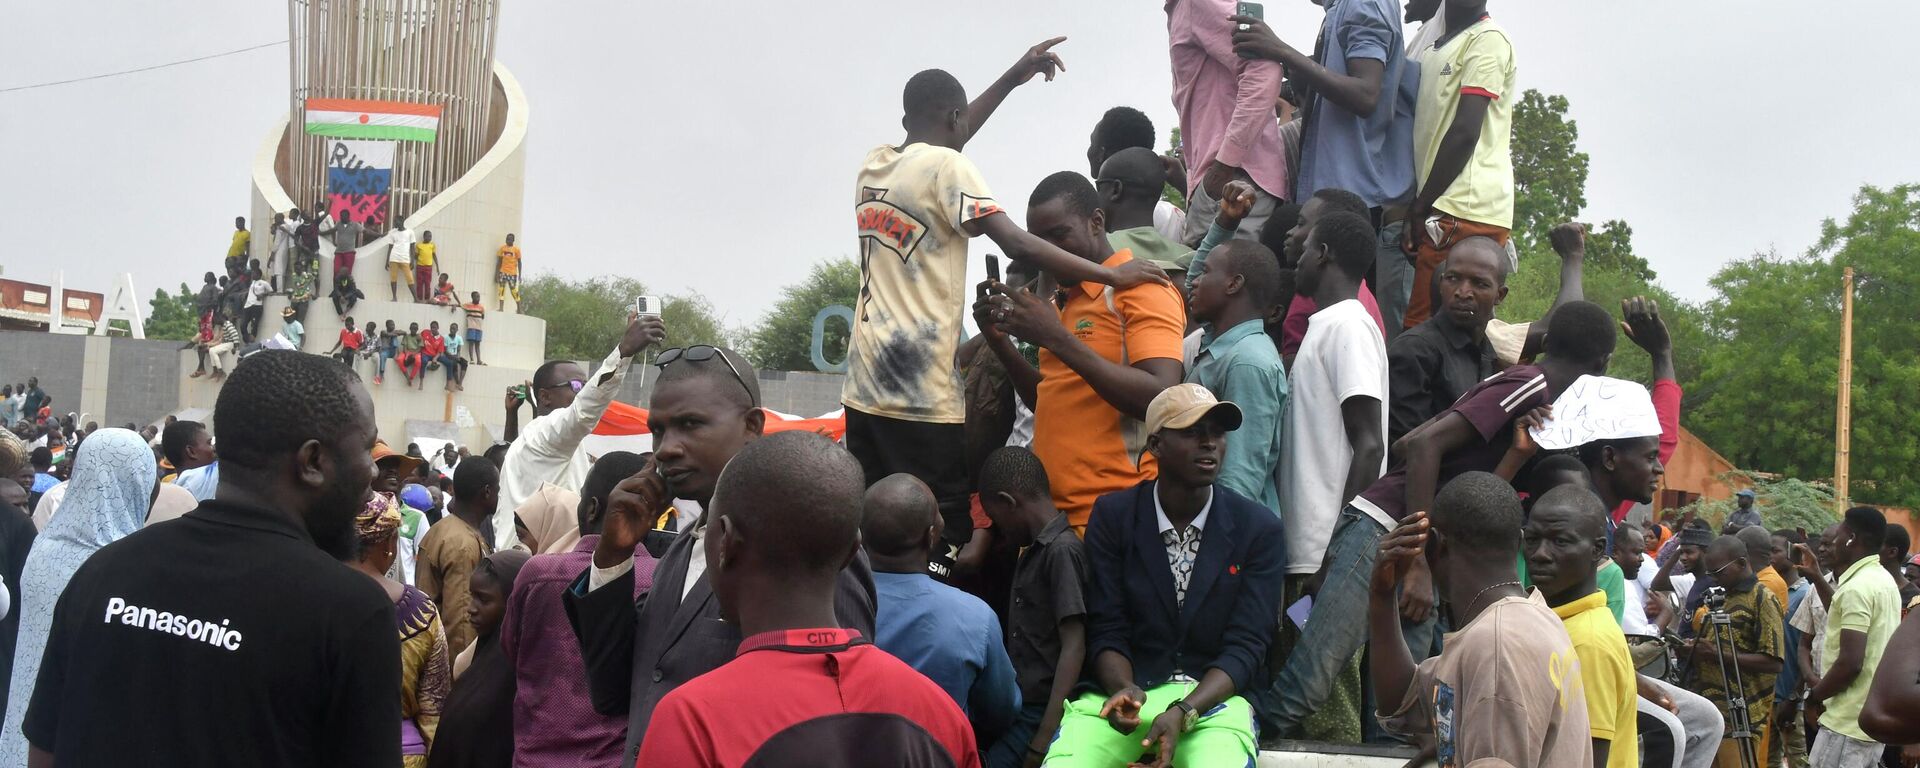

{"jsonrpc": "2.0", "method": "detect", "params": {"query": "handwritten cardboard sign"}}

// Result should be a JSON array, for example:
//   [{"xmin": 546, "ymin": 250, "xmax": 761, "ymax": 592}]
[{"xmin": 1530, "ymin": 375, "xmax": 1660, "ymax": 450}]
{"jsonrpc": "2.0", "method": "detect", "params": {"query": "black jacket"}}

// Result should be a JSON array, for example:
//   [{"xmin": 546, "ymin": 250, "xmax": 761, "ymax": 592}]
[{"xmin": 564, "ymin": 528, "xmax": 877, "ymax": 766}]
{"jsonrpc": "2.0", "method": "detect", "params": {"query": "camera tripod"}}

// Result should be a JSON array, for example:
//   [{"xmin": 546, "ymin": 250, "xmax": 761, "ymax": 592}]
[{"xmin": 1692, "ymin": 589, "xmax": 1759, "ymax": 768}]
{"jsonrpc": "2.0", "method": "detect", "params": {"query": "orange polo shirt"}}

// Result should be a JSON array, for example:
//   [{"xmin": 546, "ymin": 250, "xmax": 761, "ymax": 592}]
[{"xmin": 1030, "ymin": 249, "xmax": 1187, "ymax": 530}]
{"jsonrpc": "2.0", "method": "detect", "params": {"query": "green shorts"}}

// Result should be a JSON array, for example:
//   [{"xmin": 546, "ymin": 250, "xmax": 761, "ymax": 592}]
[{"xmin": 1042, "ymin": 682, "xmax": 1256, "ymax": 767}]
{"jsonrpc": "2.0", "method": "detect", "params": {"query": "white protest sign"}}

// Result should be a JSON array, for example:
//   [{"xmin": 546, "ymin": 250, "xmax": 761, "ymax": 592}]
[{"xmin": 1529, "ymin": 375, "xmax": 1661, "ymax": 451}]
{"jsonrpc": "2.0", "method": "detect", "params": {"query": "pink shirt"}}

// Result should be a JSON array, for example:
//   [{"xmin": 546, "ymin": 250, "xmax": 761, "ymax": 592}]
[
  {"xmin": 1280, "ymin": 283, "xmax": 1386, "ymax": 357},
  {"xmin": 501, "ymin": 536, "xmax": 655, "ymax": 768},
  {"xmin": 1167, "ymin": 0, "xmax": 1290, "ymax": 198}
]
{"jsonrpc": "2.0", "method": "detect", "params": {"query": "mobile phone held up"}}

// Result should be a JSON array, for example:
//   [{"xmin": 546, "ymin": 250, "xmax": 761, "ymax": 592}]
[
  {"xmin": 980, "ymin": 255, "xmax": 1001, "ymax": 300},
  {"xmin": 1237, "ymin": 1, "xmax": 1263, "ymax": 30},
  {"xmin": 630, "ymin": 295, "xmax": 661, "ymax": 318}
]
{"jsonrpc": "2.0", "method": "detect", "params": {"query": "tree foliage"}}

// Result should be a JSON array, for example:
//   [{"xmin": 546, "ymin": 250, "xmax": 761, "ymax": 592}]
[
  {"xmin": 742, "ymin": 257, "xmax": 859, "ymax": 371},
  {"xmin": 145, "ymin": 283, "xmax": 198, "ymax": 341},
  {"xmin": 1163, "ymin": 127, "xmax": 1188, "ymax": 209},
  {"xmin": 1678, "ymin": 474, "xmax": 1838, "ymax": 536},
  {"xmin": 518, "ymin": 273, "xmax": 733, "ymax": 362},
  {"xmin": 1688, "ymin": 184, "xmax": 1920, "ymax": 508},
  {"xmin": 1500, "ymin": 90, "xmax": 1699, "ymax": 388},
  {"xmin": 1511, "ymin": 90, "xmax": 1589, "ymax": 256}
]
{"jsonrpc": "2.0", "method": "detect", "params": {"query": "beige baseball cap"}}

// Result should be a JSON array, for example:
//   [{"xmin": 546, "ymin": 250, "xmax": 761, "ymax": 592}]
[{"xmin": 1144, "ymin": 383, "xmax": 1243, "ymax": 436}]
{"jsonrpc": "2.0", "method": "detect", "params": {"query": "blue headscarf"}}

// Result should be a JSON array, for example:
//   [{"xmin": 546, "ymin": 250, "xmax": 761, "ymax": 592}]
[{"xmin": 0, "ymin": 428, "xmax": 155, "ymax": 764}]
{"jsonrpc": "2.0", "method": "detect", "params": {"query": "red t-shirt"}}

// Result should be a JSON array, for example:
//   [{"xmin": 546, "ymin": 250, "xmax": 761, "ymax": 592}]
[
  {"xmin": 339, "ymin": 329, "xmax": 362, "ymax": 350},
  {"xmin": 1279, "ymin": 282, "xmax": 1385, "ymax": 357},
  {"xmin": 637, "ymin": 628, "xmax": 980, "ymax": 768},
  {"xmin": 1611, "ymin": 378, "xmax": 1682, "ymax": 523},
  {"xmin": 421, "ymin": 330, "xmax": 446, "ymax": 357}
]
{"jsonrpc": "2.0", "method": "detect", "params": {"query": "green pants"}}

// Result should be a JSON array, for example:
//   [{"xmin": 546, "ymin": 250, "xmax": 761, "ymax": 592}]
[{"xmin": 1043, "ymin": 683, "xmax": 1256, "ymax": 767}]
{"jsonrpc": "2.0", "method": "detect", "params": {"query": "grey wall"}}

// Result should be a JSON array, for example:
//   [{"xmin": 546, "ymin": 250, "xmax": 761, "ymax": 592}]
[
  {"xmin": 0, "ymin": 329, "xmax": 847, "ymax": 435},
  {"xmin": 0, "ymin": 332, "xmax": 86, "ymax": 420},
  {"xmin": 103, "ymin": 338, "xmax": 184, "ymax": 428}
]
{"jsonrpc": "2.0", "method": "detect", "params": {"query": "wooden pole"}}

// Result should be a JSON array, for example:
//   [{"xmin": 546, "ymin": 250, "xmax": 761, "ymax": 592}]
[{"xmin": 1835, "ymin": 266, "xmax": 1855, "ymax": 509}]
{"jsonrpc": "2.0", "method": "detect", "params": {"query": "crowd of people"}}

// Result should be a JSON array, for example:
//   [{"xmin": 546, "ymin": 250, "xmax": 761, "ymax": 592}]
[
  {"xmin": 1, "ymin": 2, "xmax": 1918, "ymax": 768},
  {"xmin": 187, "ymin": 205, "xmax": 521, "ymax": 388}
]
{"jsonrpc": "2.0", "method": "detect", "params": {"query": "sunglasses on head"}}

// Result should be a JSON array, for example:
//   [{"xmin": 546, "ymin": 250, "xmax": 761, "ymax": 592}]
[{"xmin": 656, "ymin": 345, "xmax": 758, "ymax": 408}]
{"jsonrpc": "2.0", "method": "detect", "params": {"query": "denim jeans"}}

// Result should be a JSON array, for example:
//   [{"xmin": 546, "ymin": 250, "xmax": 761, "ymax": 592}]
[
  {"xmin": 984, "ymin": 702, "xmax": 1046, "ymax": 768},
  {"xmin": 1262, "ymin": 507, "xmax": 1436, "ymax": 739},
  {"xmin": 1182, "ymin": 181, "xmax": 1278, "ymax": 248},
  {"xmin": 1373, "ymin": 220, "xmax": 1413, "ymax": 338}
]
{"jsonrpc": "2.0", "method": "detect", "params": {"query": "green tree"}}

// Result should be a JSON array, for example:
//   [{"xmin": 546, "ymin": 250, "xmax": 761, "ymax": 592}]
[
  {"xmin": 743, "ymin": 257, "xmax": 860, "ymax": 371},
  {"xmin": 145, "ymin": 283, "xmax": 199, "ymax": 341},
  {"xmin": 518, "ymin": 273, "xmax": 733, "ymax": 361},
  {"xmin": 1585, "ymin": 219, "xmax": 1655, "ymax": 282},
  {"xmin": 1510, "ymin": 89, "xmax": 1589, "ymax": 255},
  {"xmin": 1498, "ymin": 90, "xmax": 1700, "ymax": 387},
  {"xmin": 1689, "ymin": 184, "xmax": 1920, "ymax": 508},
  {"xmin": 1678, "ymin": 475, "xmax": 1837, "ymax": 535},
  {"xmin": 1163, "ymin": 127, "xmax": 1188, "ymax": 209}
]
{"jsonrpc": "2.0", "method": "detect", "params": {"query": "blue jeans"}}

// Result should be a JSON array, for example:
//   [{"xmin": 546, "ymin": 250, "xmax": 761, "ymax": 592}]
[
  {"xmin": 1374, "ymin": 220, "xmax": 1413, "ymax": 338},
  {"xmin": 984, "ymin": 702, "xmax": 1046, "ymax": 768},
  {"xmin": 1262, "ymin": 507, "xmax": 1437, "ymax": 739}
]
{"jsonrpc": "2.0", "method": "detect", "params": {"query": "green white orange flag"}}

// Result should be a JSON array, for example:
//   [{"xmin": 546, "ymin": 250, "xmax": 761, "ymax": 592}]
[{"xmin": 304, "ymin": 98, "xmax": 441, "ymax": 142}]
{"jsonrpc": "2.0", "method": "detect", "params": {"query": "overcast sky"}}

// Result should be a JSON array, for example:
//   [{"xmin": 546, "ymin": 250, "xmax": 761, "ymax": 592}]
[{"xmin": 5, "ymin": 1, "xmax": 1918, "ymax": 332}]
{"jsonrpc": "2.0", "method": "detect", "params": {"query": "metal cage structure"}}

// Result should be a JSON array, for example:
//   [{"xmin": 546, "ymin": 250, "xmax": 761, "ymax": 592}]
[{"xmin": 284, "ymin": 0, "xmax": 502, "ymax": 228}]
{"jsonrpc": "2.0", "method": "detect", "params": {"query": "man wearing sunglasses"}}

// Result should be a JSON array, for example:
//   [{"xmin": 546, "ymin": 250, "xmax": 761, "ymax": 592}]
[
  {"xmin": 493, "ymin": 312, "xmax": 666, "ymax": 550},
  {"xmin": 1686, "ymin": 534, "xmax": 1787, "ymax": 767},
  {"xmin": 566, "ymin": 344, "xmax": 879, "ymax": 766}
]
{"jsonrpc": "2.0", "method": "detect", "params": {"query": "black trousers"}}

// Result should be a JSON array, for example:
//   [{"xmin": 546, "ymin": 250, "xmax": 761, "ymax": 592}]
[{"xmin": 843, "ymin": 406, "xmax": 971, "ymax": 580}]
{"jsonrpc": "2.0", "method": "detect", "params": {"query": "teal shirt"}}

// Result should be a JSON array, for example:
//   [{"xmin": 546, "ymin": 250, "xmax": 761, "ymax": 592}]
[
  {"xmin": 1185, "ymin": 318, "xmax": 1287, "ymax": 515},
  {"xmin": 1182, "ymin": 223, "xmax": 1236, "ymax": 296}
]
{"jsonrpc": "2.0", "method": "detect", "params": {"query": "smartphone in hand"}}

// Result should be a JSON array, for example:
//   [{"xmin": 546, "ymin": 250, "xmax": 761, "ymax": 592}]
[
  {"xmin": 630, "ymin": 295, "xmax": 661, "ymax": 317},
  {"xmin": 1236, "ymin": 1, "xmax": 1263, "ymax": 31},
  {"xmin": 981, "ymin": 255, "xmax": 1001, "ymax": 300}
]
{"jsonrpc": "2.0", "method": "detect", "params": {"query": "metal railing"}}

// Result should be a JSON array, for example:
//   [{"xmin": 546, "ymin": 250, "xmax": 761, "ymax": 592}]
[{"xmin": 284, "ymin": 0, "xmax": 502, "ymax": 228}]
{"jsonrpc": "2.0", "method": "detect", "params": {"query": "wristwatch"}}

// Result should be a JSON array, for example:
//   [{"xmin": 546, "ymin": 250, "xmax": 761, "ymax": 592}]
[{"xmin": 1171, "ymin": 699, "xmax": 1198, "ymax": 733}]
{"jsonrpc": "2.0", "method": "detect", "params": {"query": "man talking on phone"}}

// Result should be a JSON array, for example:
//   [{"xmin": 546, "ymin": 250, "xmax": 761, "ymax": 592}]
[
  {"xmin": 850, "ymin": 41, "xmax": 1166, "ymax": 577},
  {"xmin": 493, "ymin": 311, "xmax": 665, "ymax": 551}
]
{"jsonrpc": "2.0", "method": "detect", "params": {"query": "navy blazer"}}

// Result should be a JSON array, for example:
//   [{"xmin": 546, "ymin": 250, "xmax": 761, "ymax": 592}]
[{"xmin": 1083, "ymin": 481, "xmax": 1285, "ymax": 694}]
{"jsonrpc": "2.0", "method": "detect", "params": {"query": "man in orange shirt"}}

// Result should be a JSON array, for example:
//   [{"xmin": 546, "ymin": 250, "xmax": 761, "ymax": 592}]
[{"xmin": 980, "ymin": 172, "xmax": 1186, "ymax": 531}]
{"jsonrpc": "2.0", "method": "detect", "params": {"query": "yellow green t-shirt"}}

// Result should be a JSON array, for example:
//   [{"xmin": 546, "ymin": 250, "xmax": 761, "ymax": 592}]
[
  {"xmin": 1412, "ymin": 17, "xmax": 1517, "ymax": 229},
  {"xmin": 1818, "ymin": 555, "xmax": 1903, "ymax": 740},
  {"xmin": 1551, "ymin": 590, "xmax": 1637, "ymax": 768},
  {"xmin": 228, "ymin": 229, "xmax": 251, "ymax": 258},
  {"xmin": 415, "ymin": 242, "xmax": 436, "ymax": 267}
]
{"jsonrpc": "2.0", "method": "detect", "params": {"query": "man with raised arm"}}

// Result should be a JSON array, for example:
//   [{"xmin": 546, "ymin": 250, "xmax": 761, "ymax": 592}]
[{"xmin": 849, "ymin": 45, "xmax": 1166, "ymax": 573}]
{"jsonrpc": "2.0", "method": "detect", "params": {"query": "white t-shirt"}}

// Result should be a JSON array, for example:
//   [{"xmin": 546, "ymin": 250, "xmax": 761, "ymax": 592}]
[
  {"xmin": 245, "ymin": 280, "xmax": 270, "ymax": 309},
  {"xmin": 1153, "ymin": 200, "xmax": 1188, "ymax": 245},
  {"xmin": 1788, "ymin": 580, "xmax": 1829, "ymax": 672},
  {"xmin": 388, "ymin": 229, "xmax": 416, "ymax": 265},
  {"xmin": 1621, "ymin": 569, "xmax": 1657, "ymax": 635},
  {"xmin": 844, "ymin": 142, "xmax": 1001, "ymax": 424},
  {"xmin": 1279, "ymin": 299, "xmax": 1388, "ymax": 573}
]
